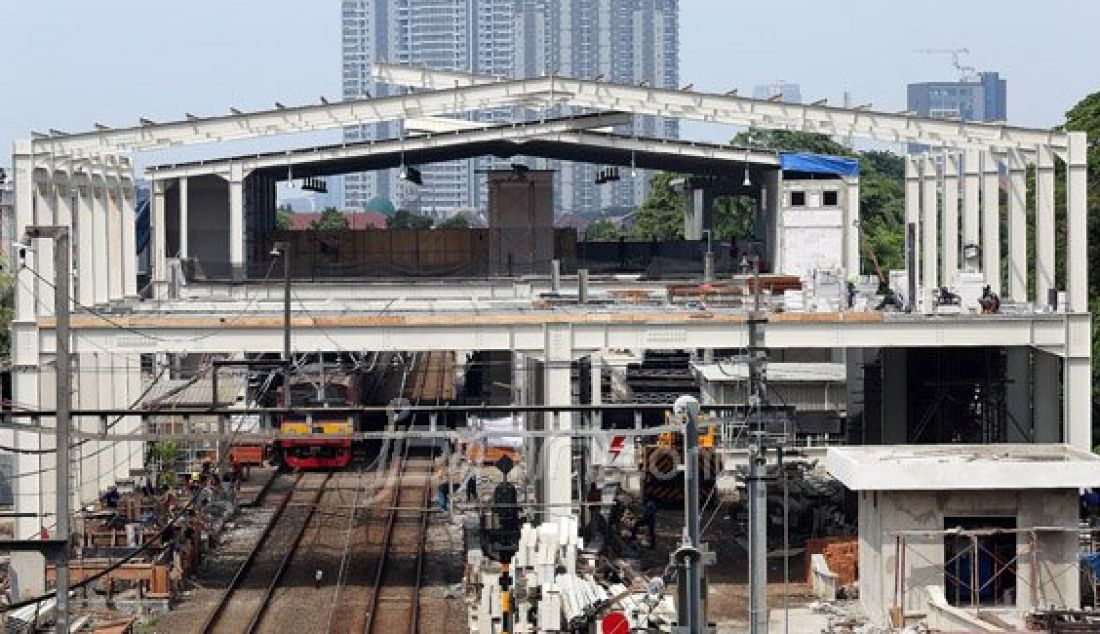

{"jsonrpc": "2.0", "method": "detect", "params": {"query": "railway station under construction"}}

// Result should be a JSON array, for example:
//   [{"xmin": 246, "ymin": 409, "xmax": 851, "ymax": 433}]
[{"xmin": 0, "ymin": 61, "xmax": 1095, "ymax": 632}]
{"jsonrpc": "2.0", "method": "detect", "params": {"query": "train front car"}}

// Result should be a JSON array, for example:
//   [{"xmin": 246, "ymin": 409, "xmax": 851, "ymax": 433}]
[{"xmin": 277, "ymin": 372, "xmax": 358, "ymax": 470}]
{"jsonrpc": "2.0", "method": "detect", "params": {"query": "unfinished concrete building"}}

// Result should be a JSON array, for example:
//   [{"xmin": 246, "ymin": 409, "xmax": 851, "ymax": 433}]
[{"xmin": 3, "ymin": 62, "xmax": 1094, "ymax": 629}]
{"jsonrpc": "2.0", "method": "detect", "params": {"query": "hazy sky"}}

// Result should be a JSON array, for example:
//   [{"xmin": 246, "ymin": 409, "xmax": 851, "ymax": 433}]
[{"xmin": 2, "ymin": 0, "xmax": 1098, "ymax": 161}]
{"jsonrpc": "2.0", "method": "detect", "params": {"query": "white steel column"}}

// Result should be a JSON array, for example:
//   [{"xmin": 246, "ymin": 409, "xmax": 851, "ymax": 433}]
[
  {"xmin": 75, "ymin": 177, "xmax": 95, "ymax": 307},
  {"xmin": 107, "ymin": 182, "xmax": 124, "ymax": 303},
  {"xmin": 941, "ymin": 152, "xmax": 959, "ymax": 285},
  {"xmin": 962, "ymin": 149, "xmax": 981, "ymax": 251},
  {"xmin": 843, "ymin": 176, "xmax": 860, "ymax": 278},
  {"xmin": 125, "ymin": 354, "xmax": 143, "ymax": 473},
  {"xmin": 33, "ymin": 178, "xmax": 56, "ymax": 311},
  {"xmin": 10, "ymin": 143, "xmax": 45, "ymax": 598},
  {"xmin": 904, "ymin": 155, "xmax": 921, "ymax": 292},
  {"xmin": 1035, "ymin": 146, "xmax": 1056, "ymax": 307},
  {"xmin": 542, "ymin": 325, "xmax": 574, "ymax": 520},
  {"xmin": 54, "ymin": 175, "xmax": 74, "ymax": 309},
  {"xmin": 1066, "ymin": 132, "xmax": 1088, "ymax": 314},
  {"xmin": 920, "ymin": 154, "xmax": 938, "ymax": 299},
  {"xmin": 981, "ymin": 151, "xmax": 1001, "ymax": 295},
  {"xmin": 1063, "ymin": 132, "xmax": 1091, "ymax": 451},
  {"xmin": 229, "ymin": 164, "xmax": 245, "ymax": 280},
  {"xmin": 121, "ymin": 182, "xmax": 138, "ymax": 298},
  {"xmin": 92, "ymin": 175, "xmax": 110, "ymax": 306},
  {"xmin": 151, "ymin": 179, "xmax": 168, "ymax": 298},
  {"xmin": 178, "ymin": 176, "xmax": 189, "ymax": 259},
  {"xmin": 1006, "ymin": 150, "xmax": 1028, "ymax": 302}
]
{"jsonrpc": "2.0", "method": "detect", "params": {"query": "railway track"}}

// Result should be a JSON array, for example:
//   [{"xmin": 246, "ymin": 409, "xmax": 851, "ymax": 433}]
[
  {"xmin": 363, "ymin": 446, "xmax": 435, "ymax": 634},
  {"xmin": 199, "ymin": 471, "xmax": 332, "ymax": 634}
]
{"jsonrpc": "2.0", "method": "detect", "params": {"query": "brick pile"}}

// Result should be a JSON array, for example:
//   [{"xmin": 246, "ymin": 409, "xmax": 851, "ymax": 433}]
[
  {"xmin": 822, "ymin": 539, "xmax": 859, "ymax": 586},
  {"xmin": 805, "ymin": 536, "xmax": 859, "ymax": 586}
]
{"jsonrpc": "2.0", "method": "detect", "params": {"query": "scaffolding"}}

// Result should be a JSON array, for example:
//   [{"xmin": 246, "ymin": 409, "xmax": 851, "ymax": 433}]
[{"xmin": 892, "ymin": 526, "xmax": 1083, "ymax": 623}]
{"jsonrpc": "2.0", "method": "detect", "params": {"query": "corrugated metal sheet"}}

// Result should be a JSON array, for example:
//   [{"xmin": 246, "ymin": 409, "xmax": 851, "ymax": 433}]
[{"xmin": 142, "ymin": 373, "xmax": 246, "ymax": 408}]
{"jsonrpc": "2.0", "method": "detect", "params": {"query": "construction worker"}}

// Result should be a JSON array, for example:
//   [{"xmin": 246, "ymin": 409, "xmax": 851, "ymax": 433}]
[{"xmin": 632, "ymin": 496, "xmax": 658, "ymax": 549}]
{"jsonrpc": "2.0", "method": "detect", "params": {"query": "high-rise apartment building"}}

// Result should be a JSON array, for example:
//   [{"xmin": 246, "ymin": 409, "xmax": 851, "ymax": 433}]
[
  {"xmin": 341, "ymin": 0, "xmax": 679, "ymax": 216},
  {"xmin": 752, "ymin": 81, "xmax": 802, "ymax": 104},
  {"xmin": 907, "ymin": 71, "xmax": 1007, "ymax": 122}
]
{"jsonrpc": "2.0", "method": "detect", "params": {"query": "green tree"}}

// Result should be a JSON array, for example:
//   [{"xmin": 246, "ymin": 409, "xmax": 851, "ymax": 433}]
[
  {"xmin": 438, "ymin": 214, "xmax": 469, "ymax": 229},
  {"xmin": 310, "ymin": 206, "xmax": 349, "ymax": 232},
  {"xmin": 584, "ymin": 218, "xmax": 626, "ymax": 241},
  {"xmin": 731, "ymin": 129, "xmax": 853, "ymax": 157},
  {"xmin": 0, "ymin": 253, "xmax": 13, "ymax": 358},
  {"xmin": 633, "ymin": 171, "xmax": 684, "ymax": 239},
  {"xmin": 387, "ymin": 209, "xmax": 434, "ymax": 230},
  {"xmin": 276, "ymin": 208, "xmax": 293, "ymax": 231}
]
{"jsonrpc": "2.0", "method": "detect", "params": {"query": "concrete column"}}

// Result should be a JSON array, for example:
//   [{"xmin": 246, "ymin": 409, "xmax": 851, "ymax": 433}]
[
  {"xmin": 981, "ymin": 151, "xmax": 1001, "ymax": 295},
  {"xmin": 1032, "ymin": 349, "xmax": 1061, "ymax": 443},
  {"xmin": 844, "ymin": 176, "xmax": 860, "ymax": 278},
  {"xmin": 96, "ymin": 352, "xmax": 115, "ymax": 492},
  {"xmin": 1035, "ymin": 146, "xmax": 1056, "ymax": 307},
  {"xmin": 542, "ymin": 325, "xmax": 574, "ymax": 520},
  {"xmin": 962, "ymin": 149, "xmax": 981, "ymax": 252},
  {"xmin": 76, "ymin": 353, "xmax": 101, "ymax": 504},
  {"xmin": 92, "ymin": 176, "xmax": 110, "ymax": 306},
  {"xmin": 920, "ymin": 155, "xmax": 938, "ymax": 297},
  {"xmin": 683, "ymin": 188, "xmax": 711, "ymax": 241},
  {"xmin": 229, "ymin": 164, "xmax": 245, "ymax": 280},
  {"xmin": 178, "ymin": 176, "xmax": 189, "ymax": 259},
  {"xmin": 75, "ymin": 178, "xmax": 95, "ymax": 307},
  {"xmin": 1066, "ymin": 132, "xmax": 1088, "ymax": 313},
  {"xmin": 904, "ymin": 155, "xmax": 921, "ymax": 291},
  {"xmin": 10, "ymin": 143, "xmax": 46, "ymax": 598},
  {"xmin": 1004, "ymin": 348, "xmax": 1032, "ymax": 443},
  {"xmin": 941, "ymin": 153, "xmax": 959, "ymax": 286},
  {"xmin": 126, "ymin": 354, "xmax": 143, "ymax": 473},
  {"xmin": 1064, "ymin": 346, "xmax": 1092, "ymax": 451},
  {"xmin": 151, "ymin": 179, "xmax": 168, "ymax": 298},
  {"xmin": 1006, "ymin": 150, "xmax": 1028, "ymax": 302},
  {"xmin": 107, "ymin": 183, "xmax": 124, "ymax": 303}
]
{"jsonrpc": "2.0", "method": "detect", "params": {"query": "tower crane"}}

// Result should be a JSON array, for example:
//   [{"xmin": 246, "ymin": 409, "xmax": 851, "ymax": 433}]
[{"xmin": 916, "ymin": 47, "xmax": 978, "ymax": 81}]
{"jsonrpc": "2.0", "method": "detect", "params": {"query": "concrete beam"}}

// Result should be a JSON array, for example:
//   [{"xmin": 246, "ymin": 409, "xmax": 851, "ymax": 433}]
[{"xmin": 41, "ymin": 312, "xmax": 1072, "ymax": 356}]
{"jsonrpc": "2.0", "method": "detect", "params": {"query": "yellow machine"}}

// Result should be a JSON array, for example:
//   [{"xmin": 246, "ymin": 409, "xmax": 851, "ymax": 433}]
[{"xmin": 642, "ymin": 410, "xmax": 717, "ymax": 505}]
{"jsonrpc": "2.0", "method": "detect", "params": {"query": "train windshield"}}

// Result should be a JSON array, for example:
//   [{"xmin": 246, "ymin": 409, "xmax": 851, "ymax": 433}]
[{"xmin": 288, "ymin": 383, "xmax": 349, "ymax": 407}]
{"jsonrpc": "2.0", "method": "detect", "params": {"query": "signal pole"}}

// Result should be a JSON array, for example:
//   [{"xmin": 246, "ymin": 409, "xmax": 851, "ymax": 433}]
[
  {"xmin": 746, "ymin": 257, "xmax": 769, "ymax": 634},
  {"xmin": 26, "ymin": 226, "xmax": 72, "ymax": 634}
]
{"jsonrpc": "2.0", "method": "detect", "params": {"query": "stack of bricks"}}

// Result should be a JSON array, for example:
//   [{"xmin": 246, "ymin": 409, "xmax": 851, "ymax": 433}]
[{"xmin": 822, "ymin": 538, "xmax": 859, "ymax": 586}]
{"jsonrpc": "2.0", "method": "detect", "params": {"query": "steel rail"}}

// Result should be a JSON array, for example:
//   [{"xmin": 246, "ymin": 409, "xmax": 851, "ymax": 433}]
[
  {"xmin": 247, "ymin": 472, "xmax": 334, "ymax": 633},
  {"xmin": 200, "ymin": 472, "xmax": 303, "ymax": 634},
  {"xmin": 363, "ymin": 445, "xmax": 407, "ymax": 633}
]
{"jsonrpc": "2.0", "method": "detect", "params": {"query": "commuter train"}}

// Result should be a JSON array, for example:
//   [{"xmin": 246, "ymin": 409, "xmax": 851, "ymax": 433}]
[{"xmin": 273, "ymin": 368, "xmax": 362, "ymax": 470}]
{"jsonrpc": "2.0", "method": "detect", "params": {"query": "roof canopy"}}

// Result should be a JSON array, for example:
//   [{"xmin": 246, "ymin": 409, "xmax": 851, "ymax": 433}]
[{"xmin": 826, "ymin": 444, "xmax": 1100, "ymax": 491}]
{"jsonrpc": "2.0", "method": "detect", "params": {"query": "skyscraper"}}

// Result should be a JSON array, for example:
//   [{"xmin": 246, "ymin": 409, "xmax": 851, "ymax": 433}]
[
  {"xmin": 341, "ymin": 0, "xmax": 680, "ymax": 216},
  {"xmin": 907, "ymin": 71, "xmax": 1007, "ymax": 122}
]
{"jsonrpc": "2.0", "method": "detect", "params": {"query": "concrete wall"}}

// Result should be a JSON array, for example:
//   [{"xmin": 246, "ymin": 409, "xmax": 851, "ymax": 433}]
[
  {"xmin": 778, "ymin": 177, "xmax": 850, "ymax": 277},
  {"xmin": 859, "ymin": 488, "xmax": 1079, "ymax": 626}
]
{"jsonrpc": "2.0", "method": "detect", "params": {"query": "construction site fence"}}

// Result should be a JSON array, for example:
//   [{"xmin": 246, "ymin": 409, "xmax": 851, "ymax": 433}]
[{"xmin": 180, "ymin": 229, "xmax": 736, "ymax": 281}]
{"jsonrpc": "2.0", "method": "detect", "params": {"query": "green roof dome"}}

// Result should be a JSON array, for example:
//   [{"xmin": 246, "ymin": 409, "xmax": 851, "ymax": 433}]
[{"xmin": 364, "ymin": 196, "xmax": 396, "ymax": 216}]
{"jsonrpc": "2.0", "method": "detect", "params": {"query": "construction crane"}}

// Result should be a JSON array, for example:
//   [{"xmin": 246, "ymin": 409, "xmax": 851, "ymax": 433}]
[{"xmin": 916, "ymin": 47, "xmax": 978, "ymax": 82}]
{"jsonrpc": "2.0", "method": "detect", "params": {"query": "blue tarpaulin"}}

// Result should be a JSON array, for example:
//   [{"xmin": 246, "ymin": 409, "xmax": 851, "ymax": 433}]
[{"xmin": 780, "ymin": 152, "xmax": 860, "ymax": 177}]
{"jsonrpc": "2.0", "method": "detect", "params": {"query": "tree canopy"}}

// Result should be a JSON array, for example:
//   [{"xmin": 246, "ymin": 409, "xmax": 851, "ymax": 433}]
[
  {"xmin": 387, "ymin": 209, "xmax": 434, "ymax": 230},
  {"xmin": 310, "ymin": 206, "xmax": 349, "ymax": 232}
]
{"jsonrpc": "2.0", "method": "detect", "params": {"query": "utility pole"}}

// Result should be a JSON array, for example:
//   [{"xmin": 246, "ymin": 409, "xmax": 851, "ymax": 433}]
[
  {"xmin": 27, "ymin": 226, "xmax": 71, "ymax": 634},
  {"xmin": 674, "ymin": 394, "xmax": 704, "ymax": 633},
  {"xmin": 746, "ymin": 257, "xmax": 769, "ymax": 634}
]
